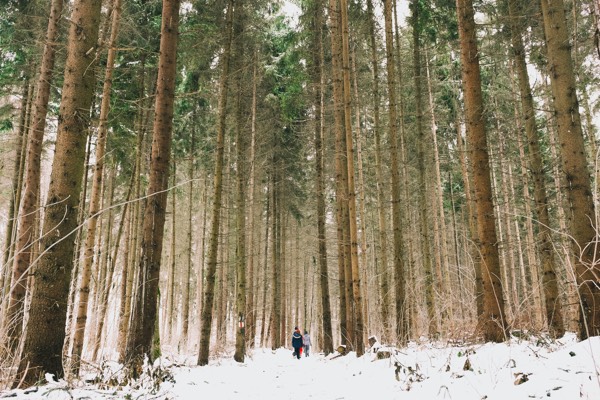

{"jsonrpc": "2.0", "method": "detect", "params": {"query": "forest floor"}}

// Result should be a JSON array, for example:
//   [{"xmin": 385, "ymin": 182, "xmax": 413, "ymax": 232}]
[{"xmin": 1, "ymin": 333, "xmax": 599, "ymax": 399}]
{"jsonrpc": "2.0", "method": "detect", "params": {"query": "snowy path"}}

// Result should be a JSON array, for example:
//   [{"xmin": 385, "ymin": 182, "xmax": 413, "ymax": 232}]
[
  {"xmin": 166, "ymin": 338, "xmax": 600, "ymax": 400},
  {"xmin": 2, "ymin": 336, "xmax": 599, "ymax": 399},
  {"xmin": 169, "ymin": 349, "xmax": 400, "ymax": 400},
  {"xmin": 166, "ymin": 337, "xmax": 600, "ymax": 400}
]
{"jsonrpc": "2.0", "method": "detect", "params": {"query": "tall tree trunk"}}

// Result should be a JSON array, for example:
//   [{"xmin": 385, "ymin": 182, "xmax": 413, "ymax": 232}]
[
  {"xmin": 339, "ymin": 0, "xmax": 365, "ymax": 356},
  {"xmin": 198, "ymin": 0, "xmax": 234, "ymax": 366},
  {"xmin": 411, "ymin": 1, "xmax": 436, "ymax": 336},
  {"xmin": 195, "ymin": 174, "xmax": 208, "ymax": 346},
  {"xmin": 1, "ymin": 78, "xmax": 30, "ymax": 272},
  {"xmin": 351, "ymin": 46, "xmax": 370, "ymax": 340},
  {"xmin": 167, "ymin": 164, "xmax": 177, "ymax": 338},
  {"xmin": 233, "ymin": 0, "xmax": 247, "ymax": 363},
  {"xmin": 540, "ymin": 0, "xmax": 600, "ymax": 338},
  {"xmin": 579, "ymin": 87, "xmax": 599, "ymax": 217},
  {"xmin": 117, "ymin": 68, "xmax": 150, "ymax": 360},
  {"xmin": 393, "ymin": 0, "xmax": 416, "ymax": 338},
  {"xmin": 65, "ymin": 128, "xmax": 93, "ymax": 356},
  {"xmin": 3, "ymin": 0, "xmax": 64, "ymax": 357},
  {"xmin": 259, "ymin": 192, "xmax": 270, "ymax": 348},
  {"xmin": 93, "ymin": 169, "xmax": 134, "ymax": 362},
  {"xmin": 246, "ymin": 57, "xmax": 258, "ymax": 349},
  {"xmin": 383, "ymin": 0, "xmax": 407, "ymax": 344},
  {"xmin": 125, "ymin": 0, "xmax": 180, "ymax": 371},
  {"xmin": 545, "ymin": 105, "xmax": 579, "ymax": 332},
  {"xmin": 492, "ymin": 136, "xmax": 517, "ymax": 321},
  {"xmin": 328, "ymin": 0, "xmax": 350, "ymax": 348},
  {"xmin": 91, "ymin": 166, "xmax": 115, "ymax": 345},
  {"xmin": 455, "ymin": 0, "xmax": 507, "ymax": 342},
  {"xmin": 182, "ymin": 127, "xmax": 195, "ymax": 348},
  {"xmin": 366, "ymin": 0, "xmax": 390, "ymax": 343},
  {"xmin": 515, "ymin": 131, "xmax": 544, "ymax": 328},
  {"xmin": 507, "ymin": 159, "xmax": 534, "ymax": 326},
  {"xmin": 15, "ymin": 0, "xmax": 102, "ymax": 386},
  {"xmin": 455, "ymin": 97, "xmax": 483, "ymax": 319},
  {"xmin": 508, "ymin": 65, "xmax": 544, "ymax": 329},
  {"xmin": 71, "ymin": 0, "xmax": 123, "ymax": 374},
  {"xmin": 216, "ymin": 165, "xmax": 229, "ymax": 346},
  {"xmin": 270, "ymin": 160, "xmax": 282, "ymax": 349},
  {"xmin": 1, "ymin": 77, "xmax": 31, "ymax": 311},
  {"xmin": 279, "ymin": 211, "xmax": 287, "ymax": 345},
  {"xmin": 515, "ymin": 74, "xmax": 565, "ymax": 332},
  {"xmin": 448, "ymin": 171, "xmax": 468, "ymax": 322},
  {"xmin": 425, "ymin": 50, "xmax": 453, "ymax": 328}
]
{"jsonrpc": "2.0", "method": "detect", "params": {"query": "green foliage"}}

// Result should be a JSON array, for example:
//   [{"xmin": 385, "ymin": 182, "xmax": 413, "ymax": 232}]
[
  {"xmin": 0, "ymin": 0, "xmax": 36, "ymax": 91},
  {"xmin": 101, "ymin": 0, "xmax": 164, "ymax": 175},
  {"xmin": 0, "ymin": 117, "xmax": 13, "ymax": 132},
  {"xmin": 261, "ymin": 12, "xmax": 310, "ymax": 221},
  {"xmin": 409, "ymin": 0, "xmax": 458, "ymax": 44}
]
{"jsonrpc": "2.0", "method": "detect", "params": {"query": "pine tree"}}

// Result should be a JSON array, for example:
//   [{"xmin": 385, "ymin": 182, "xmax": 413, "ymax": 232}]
[
  {"xmin": 455, "ymin": 0, "xmax": 507, "ymax": 342},
  {"xmin": 15, "ymin": 0, "xmax": 103, "ymax": 386},
  {"xmin": 383, "ymin": 0, "xmax": 408, "ymax": 344},
  {"xmin": 198, "ymin": 0, "xmax": 235, "ymax": 366},
  {"xmin": 3, "ymin": 0, "xmax": 64, "ymax": 357},
  {"xmin": 506, "ymin": 0, "xmax": 564, "ymax": 337},
  {"xmin": 125, "ymin": 0, "xmax": 181, "ymax": 371},
  {"xmin": 540, "ymin": 0, "xmax": 600, "ymax": 338}
]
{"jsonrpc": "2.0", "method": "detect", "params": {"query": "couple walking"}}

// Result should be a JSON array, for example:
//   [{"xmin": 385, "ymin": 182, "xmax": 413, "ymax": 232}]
[{"xmin": 291, "ymin": 326, "xmax": 311, "ymax": 359}]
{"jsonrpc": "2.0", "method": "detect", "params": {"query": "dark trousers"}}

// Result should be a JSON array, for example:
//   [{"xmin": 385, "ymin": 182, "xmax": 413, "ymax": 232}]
[{"xmin": 293, "ymin": 346, "xmax": 302, "ymax": 359}]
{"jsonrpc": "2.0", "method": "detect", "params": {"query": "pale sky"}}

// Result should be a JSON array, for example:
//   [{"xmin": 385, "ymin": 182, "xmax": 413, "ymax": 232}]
[{"xmin": 282, "ymin": 1, "xmax": 411, "ymax": 28}]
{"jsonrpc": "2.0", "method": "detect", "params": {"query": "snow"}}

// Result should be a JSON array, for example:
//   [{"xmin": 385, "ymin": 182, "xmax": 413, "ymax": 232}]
[{"xmin": 2, "ymin": 333, "xmax": 599, "ymax": 400}]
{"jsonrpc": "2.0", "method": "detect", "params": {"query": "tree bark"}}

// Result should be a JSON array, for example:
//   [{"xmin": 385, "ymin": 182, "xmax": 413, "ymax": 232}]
[
  {"xmin": 544, "ymin": 106, "xmax": 579, "ymax": 332},
  {"xmin": 455, "ymin": 0, "xmax": 507, "ymax": 342},
  {"xmin": 92, "ymin": 169, "xmax": 134, "ymax": 362},
  {"xmin": 1, "ymin": 77, "xmax": 31, "ymax": 313},
  {"xmin": 15, "ymin": 0, "xmax": 102, "ymax": 386},
  {"xmin": 71, "ymin": 0, "xmax": 123, "ymax": 374},
  {"xmin": 117, "ymin": 66, "xmax": 150, "ymax": 360},
  {"xmin": 455, "ymin": 97, "xmax": 483, "ymax": 320},
  {"xmin": 383, "ymin": 0, "xmax": 408, "ymax": 344},
  {"xmin": 411, "ymin": 1, "xmax": 436, "ymax": 337},
  {"xmin": 182, "ymin": 124, "xmax": 195, "ymax": 348},
  {"xmin": 339, "ymin": 0, "xmax": 365, "ymax": 356},
  {"xmin": 425, "ymin": 50, "xmax": 453, "ymax": 329},
  {"xmin": 366, "ymin": 0, "xmax": 391, "ymax": 343},
  {"xmin": 167, "ymin": 164, "xmax": 177, "ymax": 338},
  {"xmin": 246, "ymin": 56, "xmax": 258, "ymax": 349},
  {"xmin": 328, "ymin": 0, "xmax": 350, "ymax": 348},
  {"xmin": 4, "ymin": 0, "xmax": 64, "ymax": 358},
  {"xmin": 351, "ymin": 45, "xmax": 370, "ymax": 342},
  {"xmin": 233, "ymin": 0, "xmax": 247, "ymax": 363},
  {"xmin": 259, "ymin": 192, "xmax": 270, "ymax": 348},
  {"xmin": 540, "ymin": 0, "xmax": 600, "ymax": 338},
  {"xmin": 198, "ymin": 0, "xmax": 234, "ymax": 366},
  {"xmin": 509, "ymin": 75, "xmax": 544, "ymax": 330},
  {"xmin": 91, "ymin": 165, "xmax": 115, "ymax": 350},
  {"xmin": 270, "ymin": 165, "xmax": 282, "ymax": 349},
  {"xmin": 125, "ymin": 0, "xmax": 180, "ymax": 372}
]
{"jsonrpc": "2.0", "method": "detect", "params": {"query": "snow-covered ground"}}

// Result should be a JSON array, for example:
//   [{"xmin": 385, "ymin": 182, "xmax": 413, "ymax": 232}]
[{"xmin": 2, "ymin": 333, "xmax": 599, "ymax": 399}]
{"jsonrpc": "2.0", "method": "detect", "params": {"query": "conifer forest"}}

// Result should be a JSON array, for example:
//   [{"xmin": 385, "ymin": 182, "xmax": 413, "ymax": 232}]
[{"xmin": 0, "ymin": 0, "xmax": 600, "ymax": 389}]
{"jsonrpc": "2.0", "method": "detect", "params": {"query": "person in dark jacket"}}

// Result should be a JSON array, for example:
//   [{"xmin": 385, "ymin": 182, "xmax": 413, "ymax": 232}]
[{"xmin": 291, "ymin": 326, "xmax": 303, "ymax": 359}]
